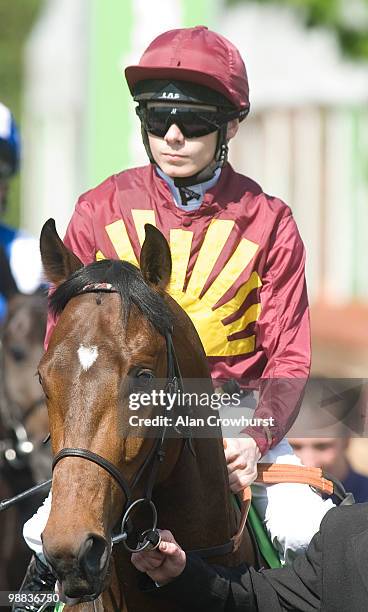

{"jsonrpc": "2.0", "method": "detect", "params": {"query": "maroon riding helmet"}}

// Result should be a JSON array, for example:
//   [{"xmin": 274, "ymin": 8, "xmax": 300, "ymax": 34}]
[{"xmin": 125, "ymin": 25, "xmax": 250, "ymax": 115}]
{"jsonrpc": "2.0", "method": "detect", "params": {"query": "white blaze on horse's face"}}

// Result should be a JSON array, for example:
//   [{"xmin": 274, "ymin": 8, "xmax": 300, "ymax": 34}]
[{"xmin": 77, "ymin": 345, "xmax": 99, "ymax": 371}]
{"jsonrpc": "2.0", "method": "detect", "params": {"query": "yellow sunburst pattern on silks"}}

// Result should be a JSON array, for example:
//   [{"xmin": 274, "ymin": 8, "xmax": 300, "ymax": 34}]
[{"xmin": 98, "ymin": 212, "xmax": 262, "ymax": 357}]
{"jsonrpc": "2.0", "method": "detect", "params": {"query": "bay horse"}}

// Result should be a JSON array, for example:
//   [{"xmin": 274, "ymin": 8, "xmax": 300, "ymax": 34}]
[
  {"xmin": 39, "ymin": 219, "xmax": 254, "ymax": 611},
  {"xmin": 1, "ymin": 291, "xmax": 51, "ymax": 483},
  {"xmin": 0, "ymin": 254, "xmax": 51, "ymax": 589}
]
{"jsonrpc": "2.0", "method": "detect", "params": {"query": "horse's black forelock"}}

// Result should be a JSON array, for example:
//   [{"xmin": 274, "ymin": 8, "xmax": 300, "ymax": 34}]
[{"xmin": 49, "ymin": 259, "xmax": 173, "ymax": 335}]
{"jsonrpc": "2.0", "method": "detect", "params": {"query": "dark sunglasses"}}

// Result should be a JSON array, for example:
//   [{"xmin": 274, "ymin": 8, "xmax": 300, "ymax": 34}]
[{"xmin": 136, "ymin": 105, "xmax": 233, "ymax": 138}]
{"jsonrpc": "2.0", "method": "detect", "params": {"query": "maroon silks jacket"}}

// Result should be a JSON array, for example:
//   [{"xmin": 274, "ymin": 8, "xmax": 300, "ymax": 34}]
[{"xmin": 45, "ymin": 163, "xmax": 310, "ymax": 454}]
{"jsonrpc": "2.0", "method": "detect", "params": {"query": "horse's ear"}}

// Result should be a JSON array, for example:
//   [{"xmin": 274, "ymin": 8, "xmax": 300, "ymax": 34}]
[
  {"xmin": 40, "ymin": 218, "xmax": 83, "ymax": 285},
  {"xmin": 140, "ymin": 224, "xmax": 172, "ymax": 289}
]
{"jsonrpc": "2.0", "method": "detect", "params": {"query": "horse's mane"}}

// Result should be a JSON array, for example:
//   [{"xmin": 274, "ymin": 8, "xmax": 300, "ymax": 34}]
[{"xmin": 50, "ymin": 259, "xmax": 173, "ymax": 335}]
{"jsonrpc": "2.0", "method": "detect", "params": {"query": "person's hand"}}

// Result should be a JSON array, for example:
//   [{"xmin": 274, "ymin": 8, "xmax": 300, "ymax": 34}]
[
  {"xmin": 131, "ymin": 530, "xmax": 186, "ymax": 586},
  {"xmin": 224, "ymin": 437, "xmax": 261, "ymax": 492}
]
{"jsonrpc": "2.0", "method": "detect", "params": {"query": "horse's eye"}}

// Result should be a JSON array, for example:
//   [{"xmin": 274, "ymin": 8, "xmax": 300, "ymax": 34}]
[
  {"xmin": 38, "ymin": 372, "xmax": 43, "ymax": 386},
  {"xmin": 136, "ymin": 370, "xmax": 154, "ymax": 381},
  {"xmin": 134, "ymin": 370, "xmax": 155, "ymax": 389},
  {"xmin": 9, "ymin": 345, "xmax": 26, "ymax": 362}
]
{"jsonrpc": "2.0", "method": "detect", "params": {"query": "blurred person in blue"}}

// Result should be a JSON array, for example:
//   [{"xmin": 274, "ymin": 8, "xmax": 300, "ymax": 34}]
[
  {"xmin": 289, "ymin": 379, "xmax": 368, "ymax": 504},
  {"xmin": 0, "ymin": 101, "xmax": 43, "ymax": 320}
]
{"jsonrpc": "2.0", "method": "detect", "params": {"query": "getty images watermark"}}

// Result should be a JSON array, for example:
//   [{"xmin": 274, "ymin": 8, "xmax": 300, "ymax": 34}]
[
  {"xmin": 127, "ymin": 387, "xmax": 275, "ymax": 433},
  {"xmin": 119, "ymin": 377, "xmax": 366, "ymax": 439}
]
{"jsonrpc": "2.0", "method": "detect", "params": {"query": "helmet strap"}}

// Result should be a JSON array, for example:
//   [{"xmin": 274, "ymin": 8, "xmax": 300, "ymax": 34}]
[{"xmin": 141, "ymin": 125, "xmax": 156, "ymax": 164}]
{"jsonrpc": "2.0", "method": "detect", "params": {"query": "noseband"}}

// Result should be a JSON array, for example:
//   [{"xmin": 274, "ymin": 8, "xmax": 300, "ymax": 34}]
[{"xmin": 52, "ymin": 284, "xmax": 184, "ymax": 553}]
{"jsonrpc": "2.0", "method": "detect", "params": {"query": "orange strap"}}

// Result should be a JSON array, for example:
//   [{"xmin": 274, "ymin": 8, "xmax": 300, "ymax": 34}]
[
  {"xmin": 256, "ymin": 463, "xmax": 334, "ymax": 495},
  {"xmin": 231, "ymin": 486, "xmax": 252, "ymax": 552}
]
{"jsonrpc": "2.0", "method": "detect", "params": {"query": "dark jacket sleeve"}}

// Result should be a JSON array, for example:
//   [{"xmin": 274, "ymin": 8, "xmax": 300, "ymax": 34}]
[
  {"xmin": 140, "ymin": 517, "xmax": 324, "ymax": 612},
  {"xmin": 258, "ymin": 525, "xmax": 322, "ymax": 611},
  {"xmin": 139, "ymin": 555, "xmax": 260, "ymax": 611}
]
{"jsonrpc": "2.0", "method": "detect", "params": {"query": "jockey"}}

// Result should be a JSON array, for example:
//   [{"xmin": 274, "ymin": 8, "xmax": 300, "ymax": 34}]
[
  {"xmin": 0, "ymin": 101, "xmax": 43, "ymax": 320},
  {"xmin": 14, "ymin": 26, "xmax": 334, "ymax": 609}
]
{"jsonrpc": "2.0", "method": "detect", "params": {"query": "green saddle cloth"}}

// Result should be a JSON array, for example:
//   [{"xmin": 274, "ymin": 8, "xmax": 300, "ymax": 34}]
[
  {"xmin": 232, "ymin": 492, "xmax": 281, "ymax": 569},
  {"xmin": 247, "ymin": 502, "xmax": 281, "ymax": 568}
]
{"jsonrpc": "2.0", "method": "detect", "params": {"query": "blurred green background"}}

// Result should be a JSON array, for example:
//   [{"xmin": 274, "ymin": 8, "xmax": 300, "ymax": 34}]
[
  {"xmin": 0, "ymin": 0, "xmax": 43, "ymax": 226},
  {"xmin": 228, "ymin": 0, "xmax": 368, "ymax": 59}
]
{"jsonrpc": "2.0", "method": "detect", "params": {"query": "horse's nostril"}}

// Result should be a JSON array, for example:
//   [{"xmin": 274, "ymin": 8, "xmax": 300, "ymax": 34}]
[{"xmin": 78, "ymin": 535, "xmax": 109, "ymax": 578}]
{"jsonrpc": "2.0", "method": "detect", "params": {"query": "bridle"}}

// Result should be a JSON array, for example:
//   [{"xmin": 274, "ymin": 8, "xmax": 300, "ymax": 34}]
[
  {"xmin": 51, "ymin": 284, "xmax": 241, "ymax": 558},
  {"xmin": 47, "ymin": 286, "xmax": 176, "ymax": 554},
  {"xmin": 52, "ymin": 298, "xmax": 182, "ymax": 554},
  {"xmin": 0, "ymin": 283, "xmax": 248, "ymax": 561}
]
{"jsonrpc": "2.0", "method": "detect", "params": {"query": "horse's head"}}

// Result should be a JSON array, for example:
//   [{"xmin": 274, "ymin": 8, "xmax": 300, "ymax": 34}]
[
  {"xmin": 2, "ymin": 293, "xmax": 47, "ymax": 420},
  {"xmin": 39, "ymin": 220, "xmax": 209, "ymax": 602},
  {"xmin": 1, "ymin": 292, "xmax": 50, "ymax": 482}
]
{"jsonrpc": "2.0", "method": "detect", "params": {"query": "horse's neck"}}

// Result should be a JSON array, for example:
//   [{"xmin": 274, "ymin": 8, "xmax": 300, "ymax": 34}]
[
  {"xmin": 154, "ymin": 437, "xmax": 238, "ymax": 555},
  {"xmin": 158, "ymin": 319, "xmax": 238, "ymax": 555}
]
